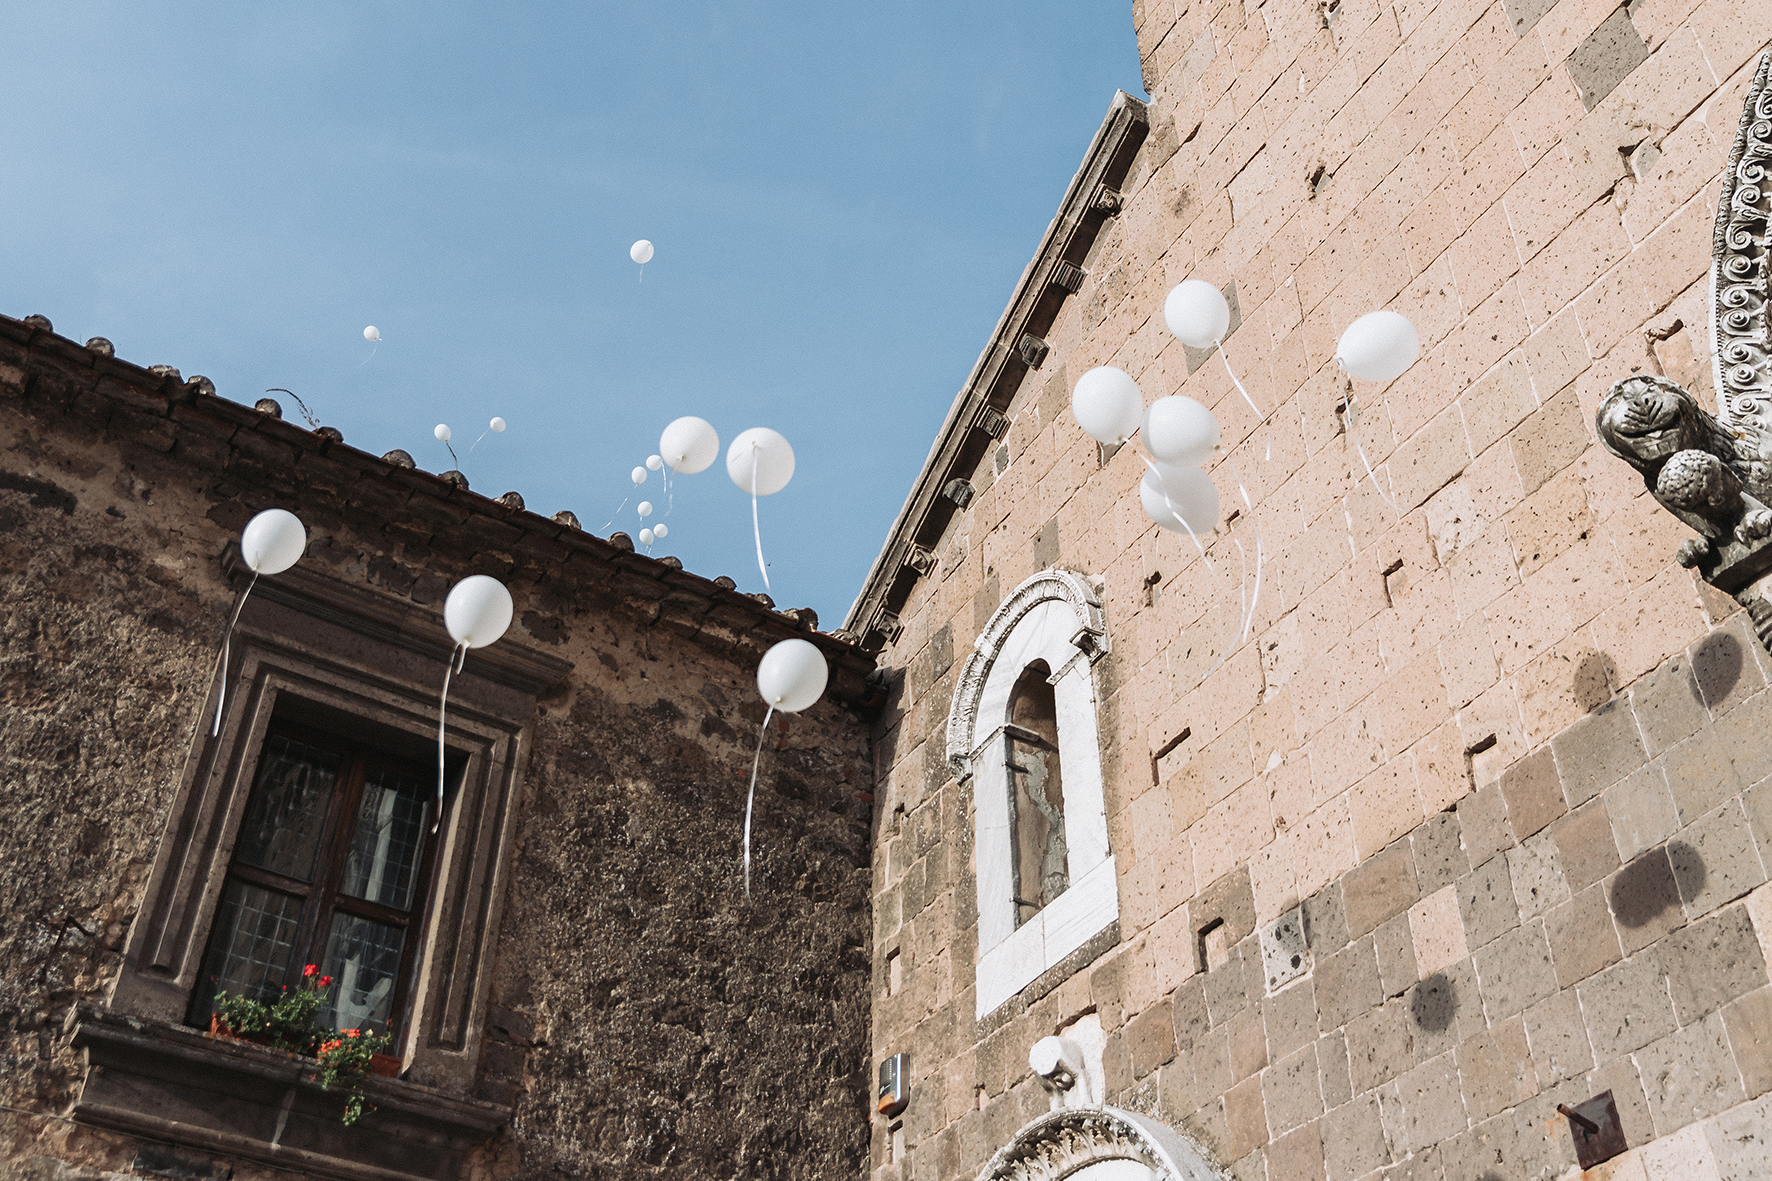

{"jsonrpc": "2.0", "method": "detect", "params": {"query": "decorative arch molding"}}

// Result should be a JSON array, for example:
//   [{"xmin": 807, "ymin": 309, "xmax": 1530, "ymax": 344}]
[
  {"xmin": 946, "ymin": 568, "xmax": 1108, "ymax": 782},
  {"xmin": 949, "ymin": 568, "xmax": 1117, "ymax": 1018},
  {"xmin": 976, "ymin": 1107, "xmax": 1227, "ymax": 1181}
]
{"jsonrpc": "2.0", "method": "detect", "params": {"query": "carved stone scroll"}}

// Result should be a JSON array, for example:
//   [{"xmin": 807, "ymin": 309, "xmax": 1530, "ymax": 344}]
[{"xmin": 1713, "ymin": 51, "xmax": 1772, "ymax": 460}]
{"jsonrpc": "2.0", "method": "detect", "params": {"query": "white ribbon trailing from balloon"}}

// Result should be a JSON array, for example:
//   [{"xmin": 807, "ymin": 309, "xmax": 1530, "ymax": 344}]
[
  {"xmin": 631, "ymin": 239, "xmax": 654, "ymax": 282},
  {"xmin": 726, "ymin": 427, "xmax": 794, "ymax": 594},
  {"xmin": 435, "ymin": 575, "xmax": 514, "ymax": 833},
  {"xmin": 744, "ymin": 638, "xmax": 829, "ymax": 898},
  {"xmin": 213, "ymin": 509, "xmax": 308, "ymax": 736},
  {"xmin": 1333, "ymin": 310, "xmax": 1419, "ymax": 514}
]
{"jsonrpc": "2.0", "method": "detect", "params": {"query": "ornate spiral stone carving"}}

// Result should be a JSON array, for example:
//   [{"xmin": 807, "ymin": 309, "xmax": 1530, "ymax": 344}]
[{"xmin": 1713, "ymin": 51, "xmax": 1772, "ymax": 462}]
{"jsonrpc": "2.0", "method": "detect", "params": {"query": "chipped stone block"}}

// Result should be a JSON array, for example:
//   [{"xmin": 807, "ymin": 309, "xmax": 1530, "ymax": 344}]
[{"xmin": 1261, "ymin": 908, "xmax": 1313, "ymax": 994}]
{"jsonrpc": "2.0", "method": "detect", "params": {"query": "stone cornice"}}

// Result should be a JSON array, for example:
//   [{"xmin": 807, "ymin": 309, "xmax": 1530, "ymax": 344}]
[
  {"xmin": 843, "ymin": 91, "xmax": 1149, "ymax": 646},
  {"xmin": 0, "ymin": 314, "xmax": 879, "ymax": 704}
]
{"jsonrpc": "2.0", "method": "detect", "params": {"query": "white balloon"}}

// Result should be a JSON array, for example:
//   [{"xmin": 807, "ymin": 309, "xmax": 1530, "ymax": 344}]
[
  {"xmin": 363, "ymin": 326, "xmax": 380, "ymax": 342},
  {"xmin": 490, "ymin": 416, "xmax": 506, "ymax": 433},
  {"xmin": 1142, "ymin": 396, "xmax": 1220, "ymax": 465},
  {"xmin": 1164, "ymin": 280, "xmax": 1231, "ymax": 349},
  {"xmin": 443, "ymin": 575, "xmax": 513, "ymax": 649},
  {"xmin": 638, "ymin": 528, "xmax": 655, "ymax": 546},
  {"xmin": 434, "ymin": 424, "xmax": 452, "ymax": 442},
  {"xmin": 653, "ymin": 523, "xmax": 668, "ymax": 538},
  {"xmin": 630, "ymin": 239, "xmax": 655, "ymax": 264},
  {"xmin": 631, "ymin": 466, "xmax": 647, "ymax": 485},
  {"xmin": 727, "ymin": 427, "xmax": 795, "ymax": 496},
  {"xmin": 646, "ymin": 454, "xmax": 663, "ymax": 471},
  {"xmin": 1071, "ymin": 366, "xmax": 1143, "ymax": 445},
  {"xmin": 1138, "ymin": 463, "xmax": 1220, "ymax": 535},
  {"xmin": 756, "ymin": 638, "xmax": 829, "ymax": 713},
  {"xmin": 638, "ymin": 501, "xmax": 654, "ymax": 517},
  {"xmin": 240, "ymin": 508, "xmax": 307, "ymax": 575},
  {"xmin": 1336, "ymin": 310, "xmax": 1420, "ymax": 383},
  {"xmin": 660, "ymin": 416, "xmax": 720, "ymax": 474}
]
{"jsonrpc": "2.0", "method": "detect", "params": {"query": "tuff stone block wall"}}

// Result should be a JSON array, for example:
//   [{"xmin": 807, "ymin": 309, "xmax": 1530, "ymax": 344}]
[
  {"xmin": 863, "ymin": 1, "xmax": 1772, "ymax": 1179},
  {"xmin": 0, "ymin": 319, "xmax": 877, "ymax": 1181}
]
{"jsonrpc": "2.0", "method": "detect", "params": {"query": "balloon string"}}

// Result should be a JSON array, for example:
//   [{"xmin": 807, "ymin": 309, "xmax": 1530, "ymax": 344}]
[
  {"xmin": 434, "ymin": 642, "xmax": 466, "ymax": 835},
  {"xmin": 1227, "ymin": 463, "xmax": 1265, "ymax": 644},
  {"xmin": 742, "ymin": 706, "xmax": 776, "ymax": 899},
  {"xmin": 1341, "ymin": 382, "xmax": 1399, "ymax": 511},
  {"xmin": 1137, "ymin": 452, "xmax": 1213, "ymax": 573},
  {"xmin": 601, "ymin": 497, "xmax": 630, "ymax": 532},
  {"xmin": 469, "ymin": 430, "xmax": 488, "ymax": 453},
  {"xmin": 358, "ymin": 343, "xmax": 378, "ymax": 369},
  {"xmin": 212, "ymin": 571, "xmax": 261, "ymax": 737},
  {"xmin": 751, "ymin": 444, "xmax": 770, "ymax": 592},
  {"xmin": 443, "ymin": 440, "xmax": 460, "ymax": 468},
  {"xmin": 664, "ymin": 467, "xmax": 673, "ymax": 518},
  {"xmin": 1216, "ymin": 338, "xmax": 1265, "ymax": 422}
]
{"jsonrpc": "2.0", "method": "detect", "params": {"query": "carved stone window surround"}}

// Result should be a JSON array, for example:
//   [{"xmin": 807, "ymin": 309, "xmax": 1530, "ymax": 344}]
[
  {"xmin": 948, "ymin": 570, "xmax": 1115, "ymax": 1018},
  {"xmin": 91, "ymin": 553, "xmax": 570, "ymax": 1175}
]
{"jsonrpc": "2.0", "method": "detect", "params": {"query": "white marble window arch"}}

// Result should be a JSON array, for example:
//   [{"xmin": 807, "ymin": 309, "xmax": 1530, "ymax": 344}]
[{"xmin": 947, "ymin": 569, "xmax": 1117, "ymax": 1018}]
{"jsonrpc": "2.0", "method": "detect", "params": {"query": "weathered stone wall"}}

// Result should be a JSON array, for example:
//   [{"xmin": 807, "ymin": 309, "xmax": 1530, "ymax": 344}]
[
  {"xmin": 0, "ymin": 317, "xmax": 876, "ymax": 1181},
  {"xmin": 862, "ymin": 2, "xmax": 1772, "ymax": 1179}
]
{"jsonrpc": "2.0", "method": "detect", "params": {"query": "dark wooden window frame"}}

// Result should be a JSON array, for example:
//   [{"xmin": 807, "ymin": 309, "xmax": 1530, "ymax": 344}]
[{"xmin": 187, "ymin": 720, "xmax": 444, "ymax": 1039}]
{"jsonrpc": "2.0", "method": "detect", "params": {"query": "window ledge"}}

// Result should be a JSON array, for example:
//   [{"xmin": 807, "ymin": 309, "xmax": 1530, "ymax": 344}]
[{"xmin": 70, "ymin": 1007, "xmax": 509, "ymax": 1181}]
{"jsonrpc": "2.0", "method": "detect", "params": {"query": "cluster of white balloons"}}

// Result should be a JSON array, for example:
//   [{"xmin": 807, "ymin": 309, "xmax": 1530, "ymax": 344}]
[
  {"xmin": 1073, "ymin": 280, "xmax": 1421, "ymax": 542},
  {"xmin": 1072, "ymin": 363, "xmax": 1222, "ymax": 538},
  {"xmin": 644, "ymin": 416, "xmax": 796, "ymax": 588}
]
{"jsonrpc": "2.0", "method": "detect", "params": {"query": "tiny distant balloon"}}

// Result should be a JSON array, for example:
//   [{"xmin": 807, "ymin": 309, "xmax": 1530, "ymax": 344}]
[
  {"xmin": 653, "ymin": 523, "xmax": 668, "ymax": 539},
  {"xmin": 639, "ymin": 528, "xmax": 655, "ymax": 546},
  {"xmin": 630, "ymin": 239, "xmax": 655, "ymax": 265},
  {"xmin": 631, "ymin": 466, "xmax": 647, "ymax": 485},
  {"xmin": 637, "ymin": 501, "xmax": 654, "ymax": 518},
  {"xmin": 434, "ymin": 424, "xmax": 452, "ymax": 442},
  {"xmin": 363, "ymin": 326, "xmax": 380, "ymax": 342},
  {"xmin": 646, "ymin": 455, "xmax": 663, "ymax": 471},
  {"xmin": 490, "ymin": 417, "xmax": 507, "ymax": 433}
]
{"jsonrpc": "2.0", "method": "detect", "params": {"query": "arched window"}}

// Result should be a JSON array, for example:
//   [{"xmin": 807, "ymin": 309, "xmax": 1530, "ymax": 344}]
[{"xmin": 947, "ymin": 570, "xmax": 1116, "ymax": 1018}]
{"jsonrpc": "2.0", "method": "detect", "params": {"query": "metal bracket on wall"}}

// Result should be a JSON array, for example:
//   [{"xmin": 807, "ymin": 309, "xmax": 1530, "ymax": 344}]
[{"xmin": 1560, "ymin": 1092, "xmax": 1626, "ymax": 1170}]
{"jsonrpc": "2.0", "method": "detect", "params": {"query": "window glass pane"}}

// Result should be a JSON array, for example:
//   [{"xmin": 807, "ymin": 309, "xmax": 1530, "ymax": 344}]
[
  {"xmin": 337, "ymin": 765, "xmax": 429, "ymax": 912},
  {"xmin": 234, "ymin": 734, "xmax": 342, "ymax": 882},
  {"xmin": 319, "ymin": 913, "xmax": 406, "ymax": 1035},
  {"xmin": 191, "ymin": 879, "xmax": 305, "ymax": 1019},
  {"xmin": 1008, "ymin": 662, "xmax": 1068, "ymax": 924}
]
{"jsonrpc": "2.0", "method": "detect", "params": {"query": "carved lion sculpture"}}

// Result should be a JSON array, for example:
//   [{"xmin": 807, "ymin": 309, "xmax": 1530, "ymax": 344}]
[{"xmin": 1595, "ymin": 375, "xmax": 1772, "ymax": 566}]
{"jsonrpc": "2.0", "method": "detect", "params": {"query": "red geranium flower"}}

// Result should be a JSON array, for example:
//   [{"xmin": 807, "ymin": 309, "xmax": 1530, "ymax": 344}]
[
  {"xmin": 319, "ymin": 976, "xmax": 333, "ymax": 987},
  {"xmin": 304, "ymin": 964, "xmax": 318, "ymax": 977}
]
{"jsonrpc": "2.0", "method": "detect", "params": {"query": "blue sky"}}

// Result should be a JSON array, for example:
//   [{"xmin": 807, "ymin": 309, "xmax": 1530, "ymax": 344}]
[{"xmin": 1, "ymin": 2, "xmax": 1143, "ymax": 626}]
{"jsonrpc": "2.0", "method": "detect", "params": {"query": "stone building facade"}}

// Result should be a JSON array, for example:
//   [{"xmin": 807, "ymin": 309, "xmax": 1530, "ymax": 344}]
[
  {"xmin": 0, "ymin": 317, "xmax": 880, "ymax": 1181},
  {"xmin": 851, "ymin": 3, "xmax": 1772, "ymax": 1180}
]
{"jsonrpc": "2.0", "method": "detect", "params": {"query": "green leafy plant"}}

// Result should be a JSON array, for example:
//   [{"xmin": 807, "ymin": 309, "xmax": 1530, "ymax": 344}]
[
  {"xmin": 211, "ymin": 989, "xmax": 274, "ymax": 1041},
  {"xmin": 316, "ymin": 1027, "xmax": 394, "ymax": 1126},
  {"xmin": 210, "ymin": 964, "xmax": 387, "ymax": 1124}
]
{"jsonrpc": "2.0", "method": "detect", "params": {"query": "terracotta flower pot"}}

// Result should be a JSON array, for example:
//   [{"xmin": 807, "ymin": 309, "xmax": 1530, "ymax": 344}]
[{"xmin": 368, "ymin": 1053, "xmax": 401, "ymax": 1078}]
